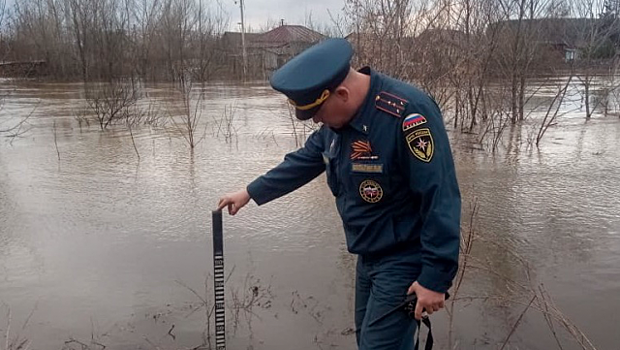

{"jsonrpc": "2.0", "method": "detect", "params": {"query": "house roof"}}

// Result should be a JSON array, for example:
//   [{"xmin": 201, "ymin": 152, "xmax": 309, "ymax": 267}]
[
  {"xmin": 221, "ymin": 31, "xmax": 262, "ymax": 47},
  {"xmin": 252, "ymin": 25, "xmax": 325, "ymax": 44}
]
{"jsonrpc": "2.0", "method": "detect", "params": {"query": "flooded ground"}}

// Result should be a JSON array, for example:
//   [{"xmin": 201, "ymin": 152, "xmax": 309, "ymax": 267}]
[{"xmin": 0, "ymin": 79, "xmax": 619, "ymax": 350}]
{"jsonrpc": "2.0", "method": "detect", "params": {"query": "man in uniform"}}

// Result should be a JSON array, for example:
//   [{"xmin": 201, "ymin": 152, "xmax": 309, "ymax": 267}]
[{"xmin": 217, "ymin": 38, "xmax": 460, "ymax": 350}]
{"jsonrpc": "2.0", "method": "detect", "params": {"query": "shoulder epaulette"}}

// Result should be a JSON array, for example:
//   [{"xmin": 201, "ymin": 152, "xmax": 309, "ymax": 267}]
[{"xmin": 375, "ymin": 91, "xmax": 408, "ymax": 118}]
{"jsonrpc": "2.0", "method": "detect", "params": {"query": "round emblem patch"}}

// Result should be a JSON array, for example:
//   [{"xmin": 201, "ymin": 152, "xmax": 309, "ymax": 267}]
[{"xmin": 359, "ymin": 180, "xmax": 384, "ymax": 203}]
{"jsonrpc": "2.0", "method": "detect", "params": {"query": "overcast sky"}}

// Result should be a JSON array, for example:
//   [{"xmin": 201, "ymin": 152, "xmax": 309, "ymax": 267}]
[
  {"xmin": 2, "ymin": 0, "xmax": 347, "ymax": 34},
  {"xmin": 220, "ymin": 0, "xmax": 346, "ymax": 32}
]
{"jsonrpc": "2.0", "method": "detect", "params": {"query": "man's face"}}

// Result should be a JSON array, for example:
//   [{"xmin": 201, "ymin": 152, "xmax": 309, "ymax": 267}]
[{"xmin": 311, "ymin": 87, "xmax": 352, "ymax": 129}]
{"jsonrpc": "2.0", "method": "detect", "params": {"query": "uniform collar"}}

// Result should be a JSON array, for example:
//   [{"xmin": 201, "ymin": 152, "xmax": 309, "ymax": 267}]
[{"xmin": 348, "ymin": 67, "xmax": 380, "ymax": 135}]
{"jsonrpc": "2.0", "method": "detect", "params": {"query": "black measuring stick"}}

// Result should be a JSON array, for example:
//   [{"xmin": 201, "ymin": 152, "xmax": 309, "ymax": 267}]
[{"xmin": 212, "ymin": 210, "xmax": 226, "ymax": 350}]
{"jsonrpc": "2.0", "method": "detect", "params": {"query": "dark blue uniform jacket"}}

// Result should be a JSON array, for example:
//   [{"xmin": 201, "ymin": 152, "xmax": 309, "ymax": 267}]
[{"xmin": 247, "ymin": 68, "xmax": 461, "ymax": 293}]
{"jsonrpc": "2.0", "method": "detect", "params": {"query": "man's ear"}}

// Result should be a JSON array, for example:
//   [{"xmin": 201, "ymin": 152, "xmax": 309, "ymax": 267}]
[{"xmin": 334, "ymin": 86, "xmax": 350, "ymax": 102}]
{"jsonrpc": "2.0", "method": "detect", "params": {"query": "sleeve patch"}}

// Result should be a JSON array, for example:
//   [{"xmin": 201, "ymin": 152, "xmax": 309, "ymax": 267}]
[
  {"xmin": 375, "ymin": 91, "xmax": 408, "ymax": 118},
  {"xmin": 406, "ymin": 128, "xmax": 434, "ymax": 162},
  {"xmin": 402, "ymin": 113, "xmax": 427, "ymax": 131}
]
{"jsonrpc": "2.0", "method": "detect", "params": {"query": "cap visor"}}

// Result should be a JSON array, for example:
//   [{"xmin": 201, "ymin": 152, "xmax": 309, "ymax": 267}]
[{"xmin": 295, "ymin": 105, "xmax": 321, "ymax": 121}]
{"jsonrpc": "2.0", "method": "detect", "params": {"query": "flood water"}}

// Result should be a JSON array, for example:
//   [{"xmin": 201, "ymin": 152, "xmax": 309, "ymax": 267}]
[{"xmin": 0, "ymin": 79, "xmax": 619, "ymax": 350}]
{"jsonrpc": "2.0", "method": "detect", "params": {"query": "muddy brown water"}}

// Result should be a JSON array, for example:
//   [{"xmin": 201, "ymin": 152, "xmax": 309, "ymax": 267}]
[{"xmin": 0, "ymin": 79, "xmax": 619, "ymax": 350}]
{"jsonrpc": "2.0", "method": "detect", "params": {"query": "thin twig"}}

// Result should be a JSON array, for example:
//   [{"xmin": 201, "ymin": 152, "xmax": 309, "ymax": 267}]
[
  {"xmin": 53, "ymin": 121, "xmax": 60, "ymax": 161},
  {"xmin": 5, "ymin": 307, "xmax": 10, "ymax": 350},
  {"xmin": 127, "ymin": 120, "xmax": 140, "ymax": 160},
  {"xmin": 499, "ymin": 294, "xmax": 536, "ymax": 350}
]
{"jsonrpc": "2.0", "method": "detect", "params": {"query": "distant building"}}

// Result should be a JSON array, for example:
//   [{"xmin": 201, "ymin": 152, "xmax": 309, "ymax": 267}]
[
  {"xmin": 221, "ymin": 24, "xmax": 326, "ymax": 79},
  {"xmin": 491, "ymin": 18, "xmax": 598, "ymax": 63},
  {"xmin": 413, "ymin": 28, "xmax": 467, "ymax": 61},
  {"xmin": 344, "ymin": 32, "xmax": 417, "ymax": 77},
  {"xmin": 220, "ymin": 32, "xmax": 262, "ymax": 52}
]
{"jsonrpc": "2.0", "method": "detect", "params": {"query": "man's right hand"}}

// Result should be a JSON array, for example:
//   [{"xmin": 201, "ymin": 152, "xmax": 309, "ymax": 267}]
[{"xmin": 217, "ymin": 189, "xmax": 251, "ymax": 215}]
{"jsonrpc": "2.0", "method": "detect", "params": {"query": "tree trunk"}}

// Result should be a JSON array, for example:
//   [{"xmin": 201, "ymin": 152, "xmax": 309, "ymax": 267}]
[
  {"xmin": 519, "ymin": 73, "xmax": 526, "ymax": 121},
  {"xmin": 585, "ymin": 81, "xmax": 591, "ymax": 119},
  {"xmin": 511, "ymin": 71, "xmax": 518, "ymax": 124}
]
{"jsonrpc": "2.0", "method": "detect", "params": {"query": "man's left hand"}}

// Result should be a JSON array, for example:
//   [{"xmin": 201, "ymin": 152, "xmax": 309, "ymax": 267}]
[{"xmin": 407, "ymin": 281, "xmax": 445, "ymax": 320}]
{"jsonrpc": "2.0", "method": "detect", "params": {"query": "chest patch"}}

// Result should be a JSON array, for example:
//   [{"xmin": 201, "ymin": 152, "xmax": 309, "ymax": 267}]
[
  {"xmin": 351, "ymin": 140, "xmax": 378, "ymax": 160},
  {"xmin": 375, "ymin": 91, "xmax": 408, "ymax": 118},
  {"xmin": 352, "ymin": 163, "xmax": 383, "ymax": 173},
  {"xmin": 359, "ymin": 179, "xmax": 384, "ymax": 203}
]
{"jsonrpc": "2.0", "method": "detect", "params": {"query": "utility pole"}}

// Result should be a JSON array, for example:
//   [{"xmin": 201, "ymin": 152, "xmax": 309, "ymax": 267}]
[{"xmin": 239, "ymin": 0, "xmax": 247, "ymax": 80}]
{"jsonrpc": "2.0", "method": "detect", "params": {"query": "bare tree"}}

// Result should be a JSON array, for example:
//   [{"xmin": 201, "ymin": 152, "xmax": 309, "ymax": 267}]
[
  {"xmin": 535, "ymin": 74, "xmax": 576, "ymax": 146},
  {"xmin": 168, "ymin": 72, "xmax": 208, "ymax": 149},
  {"xmin": 344, "ymin": 0, "xmax": 418, "ymax": 79},
  {"xmin": 4, "ymin": 0, "xmax": 228, "ymax": 82},
  {"xmin": 194, "ymin": 0, "xmax": 228, "ymax": 81},
  {"xmin": 86, "ymin": 78, "xmax": 140, "ymax": 130},
  {"xmin": 572, "ymin": 0, "xmax": 620, "ymax": 119}
]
